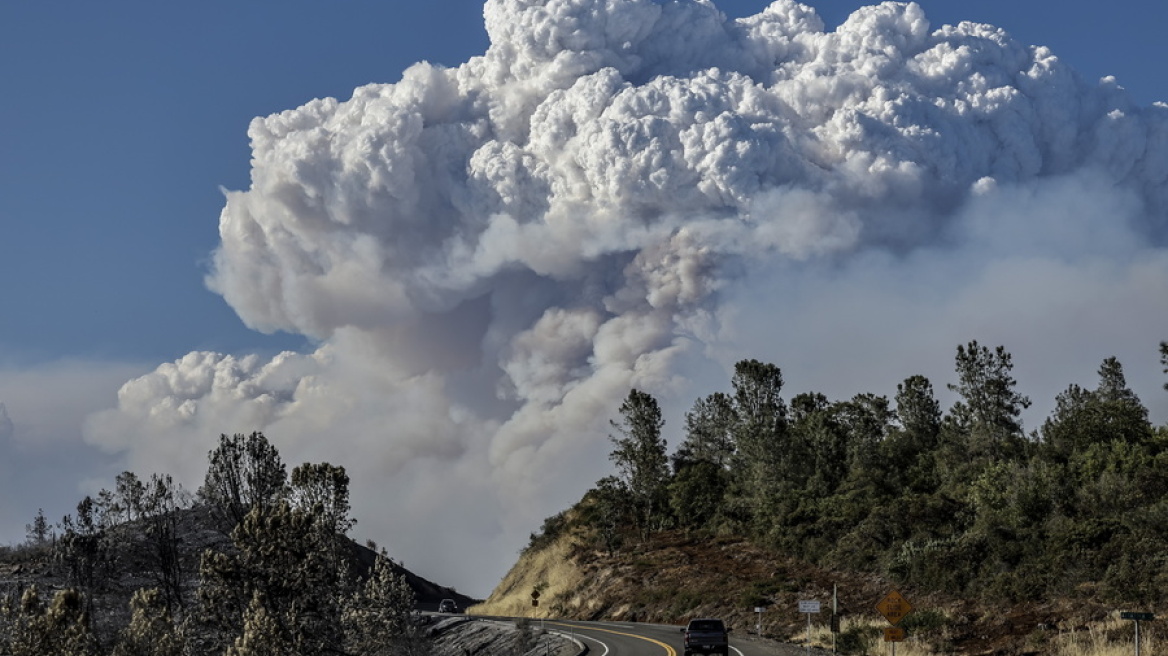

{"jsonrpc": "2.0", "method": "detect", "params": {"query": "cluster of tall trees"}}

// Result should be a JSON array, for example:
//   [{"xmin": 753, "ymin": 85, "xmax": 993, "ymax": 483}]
[
  {"xmin": 0, "ymin": 432, "xmax": 427, "ymax": 656},
  {"xmin": 579, "ymin": 341, "xmax": 1168, "ymax": 604}
]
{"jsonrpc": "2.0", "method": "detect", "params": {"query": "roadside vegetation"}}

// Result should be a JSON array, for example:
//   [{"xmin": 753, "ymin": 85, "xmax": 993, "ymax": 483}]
[
  {"xmin": 502, "ymin": 340, "xmax": 1168, "ymax": 654},
  {"xmin": 0, "ymin": 432, "xmax": 431, "ymax": 656}
]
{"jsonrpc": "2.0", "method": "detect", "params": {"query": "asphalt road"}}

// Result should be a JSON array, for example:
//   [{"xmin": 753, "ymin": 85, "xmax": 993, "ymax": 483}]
[{"xmin": 544, "ymin": 619, "xmax": 828, "ymax": 656}]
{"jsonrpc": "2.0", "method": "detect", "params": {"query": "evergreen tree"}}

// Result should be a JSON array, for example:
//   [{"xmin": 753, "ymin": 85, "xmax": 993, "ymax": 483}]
[
  {"xmin": 609, "ymin": 389, "xmax": 670, "ymax": 537},
  {"xmin": 946, "ymin": 341, "xmax": 1031, "ymax": 461},
  {"xmin": 197, "ymin": 500, "xmax": 345, "ymax": 655},
  {"xmin": 1161, "ymin": 341, "xmax": 1168, "ymax": 391},
  {"xmin": 343, "ymin": 551, "xmax": 429, "ymax": 656},
  {"xmin": 836, "ymin": 393, "xmax": 892, "ymax": 480},
  {"xmin": 789, "ymin": 394, "xmax": 847, "ymax": 496},
  {"xmin": 6, "ymin": 587, "xmax": 98, "ymax": 656},
  {"xmin": 731, "ymin": 360, "xmax": 787, "ymax": 463},
  {"xmin": 729, "ymin": 359, "xmax": 790, "ymax": 526},
  {"xmin": 676, "ymin": 392, "xmax": 737, "ymax": 468},
  {"xmin": 141, "ymin": 474, "xmax": 188, "ymax": 612},
  {"xmin": 111, "ymin": 588, "xmax": 185, "ymax": 656},
  {"xmin": 55, "ymin": 498, "xmax": 112, "ymax": 607},
  {"xmin": 116, "ymin": 471, "xmax": 146, "ymax": 524},
  {"xmin": 201, "ymin": 432, "xmax": 287, "ymax": 530},
  {"xmin": 24, "ymin": 508, "xmax": 49, "ymax": 547},
  {"xmin": 224, "ymin": 592, "xmax": 291, "ymax": 656},
  {"xmin": 289, "ymin": 462, "xmax": 356, "ymax": 537},
  {"xmin": 1041, "ymin": 357, "xmax": 1151, "ymax": 461},
  {"xmin": 889, "ymin": 375, "xmax": 942, "ymax": 492},
  {"xmin": 668, "ymin": 459, "xmax": 727, "ymax": 530},
  {"xmin": 584, "ymin": 476, "xmax": 629, "ymax": 553}
]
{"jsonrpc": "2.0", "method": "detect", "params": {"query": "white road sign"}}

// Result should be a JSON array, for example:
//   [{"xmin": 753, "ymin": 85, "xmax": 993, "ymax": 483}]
[{"xmin": 798, "ymin": 600, "xmax": 821, "ymax": 614}]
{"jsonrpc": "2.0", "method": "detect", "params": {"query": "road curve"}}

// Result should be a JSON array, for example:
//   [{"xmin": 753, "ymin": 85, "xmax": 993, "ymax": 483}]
[{"xmin": 545, "ymin": 619, "xmax": 822, "ymax": 656}]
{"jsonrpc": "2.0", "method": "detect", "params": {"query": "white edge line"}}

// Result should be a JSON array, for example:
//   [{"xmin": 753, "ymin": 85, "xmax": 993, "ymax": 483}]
[{"xmin": 570, "ymin": 631, "xmax": 610, "ymax": 656}]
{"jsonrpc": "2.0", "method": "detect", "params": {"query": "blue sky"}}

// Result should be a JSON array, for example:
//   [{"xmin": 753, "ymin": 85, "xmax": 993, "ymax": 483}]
[
  {"xmin": 2, "ymin": 0, "xmax": 1165, "ymax": 364},
  {"xmin": 3, "ymin": 0, "xmax": 1168, "ymax": 595}
]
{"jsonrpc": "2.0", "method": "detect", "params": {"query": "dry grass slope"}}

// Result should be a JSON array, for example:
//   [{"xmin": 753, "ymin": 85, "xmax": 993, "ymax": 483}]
[
  {"xmin": 470, "ymin": 536, "xmax": 583, "ymax": 618},
  {"xmin": 469, "ymin": 522, "xmax": 1164, "ymax": 656}
]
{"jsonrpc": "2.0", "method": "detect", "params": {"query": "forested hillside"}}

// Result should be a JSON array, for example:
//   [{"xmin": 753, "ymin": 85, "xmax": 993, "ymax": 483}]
[
  {"xmin": 486, "ymin": 340, "xmax": 1168, "ymax": 652},
  {"xmin": 0, "ymin": 432, "xmax": 464, "ymax": 656}
]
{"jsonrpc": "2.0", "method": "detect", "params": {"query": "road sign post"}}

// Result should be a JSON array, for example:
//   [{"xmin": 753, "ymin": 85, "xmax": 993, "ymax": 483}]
[
  {"xmin": 876, "ymin": 591, "xmax": 913, "ymax": 626},
  {"xmin": 754, "ymin": 607, "xmax": 764, "ymax": 636},
  {"xmin": 832, "ymin": 584, "xmax": 838, "ymax": 656},
  {"xmin": 1120, "ymin": 612, "xmax": 1154, "ymax": 656},
  {"xmin": 876, "ymin": 591, "xmax": 913, "ymax": 656},
  {"xmin": 798, "ymin": 600, "xmax": 820, "ymax": 656},
  {"xmin": 532, "ymin": 589, "xmax": 543, "ymax": 630}
]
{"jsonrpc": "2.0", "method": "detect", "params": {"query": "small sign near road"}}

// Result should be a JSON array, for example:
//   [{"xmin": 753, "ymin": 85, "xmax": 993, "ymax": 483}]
[
  {"xmin": 876, "ymin": 590, "xmax": 913, "ymax": 626},
  {"xmin": 798, "ymin": 600, "xmax": 821, "ymax": 614},
  {"xmin": 884, "ymin": 627, "xmax": 906, "ymax": 642},
  {"xmin": 1120, "ymin": 611, "xmax": 1155, "ymax": 656}
]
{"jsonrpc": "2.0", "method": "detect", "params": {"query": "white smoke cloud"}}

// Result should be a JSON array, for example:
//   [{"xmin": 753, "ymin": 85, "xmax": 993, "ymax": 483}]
[{"xmin": 84, "ymin": 0, "xmax": 1168, "ymax": 596}]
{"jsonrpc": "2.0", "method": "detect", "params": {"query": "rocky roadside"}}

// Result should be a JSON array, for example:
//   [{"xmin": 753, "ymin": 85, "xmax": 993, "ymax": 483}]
[{"xmin": 431, "ymin": 616, "xmax": 582, "ymax": 656}]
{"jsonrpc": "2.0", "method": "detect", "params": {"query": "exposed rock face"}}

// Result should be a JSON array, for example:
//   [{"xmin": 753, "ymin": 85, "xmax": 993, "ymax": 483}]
[{"xmin": 431, "ymin": 616, "xmax": 580, "ymax": 656}]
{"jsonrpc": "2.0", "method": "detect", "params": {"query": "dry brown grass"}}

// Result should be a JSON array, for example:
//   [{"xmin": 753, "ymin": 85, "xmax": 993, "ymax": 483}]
[
  {"xmin": 1047, "ymin": 615, "xmax": 1157, "ymax": 656},
  {"xmin": 472, "ymin": 525, "xmax": 1163, "ymax": 655},
  {"xmin": 793, "ymin": 613, "xmax": 1158, "ymax": 655},
  {"xmin": 469, "ymin": 536, "xmax": 584, "ymax": 618},
  {"xmin": 798, "ymin": 616, "xmax": 941, "ymax": 656}
]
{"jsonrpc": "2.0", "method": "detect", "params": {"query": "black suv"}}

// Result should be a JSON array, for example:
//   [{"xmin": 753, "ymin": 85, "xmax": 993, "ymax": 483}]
[
  {"xmin": 437, "ymin": 599, "xmax": 458, "ymax": 613},
  {"xmin": 681, "ymin": 618, "xmax": 730, "ymax": 656}
]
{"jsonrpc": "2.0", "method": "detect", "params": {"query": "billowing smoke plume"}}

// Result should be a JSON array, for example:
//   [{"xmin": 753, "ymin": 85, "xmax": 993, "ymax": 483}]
[{"xmin": 85, "ymin": 0, "xmax": 1168, "ymax": 595}]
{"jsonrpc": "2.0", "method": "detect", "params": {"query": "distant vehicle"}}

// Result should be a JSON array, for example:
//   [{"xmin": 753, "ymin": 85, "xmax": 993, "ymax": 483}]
[
  {"xmin": 438, "ymin": 599, "xmax": 458, "ymax": 613},
  {"xmin": 681, "ymin": 618, "xmax": 730, "ymax": 656}
]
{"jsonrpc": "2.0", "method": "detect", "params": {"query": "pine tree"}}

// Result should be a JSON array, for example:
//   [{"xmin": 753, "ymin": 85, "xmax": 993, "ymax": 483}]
[
  {"xmin": 225, "ymin": 593, "xmax": 292, "ymax": 656},
  {"xmin": 115, "ymin": 471, "xmax": 146, "ymax": 523},
  {"xmin": 343, "ymin": 551, "xmax": 429, "ymax": 656},
  {"xmin": 677, "ymin": 392, "xmax": 737, "ymax": 468},
  {"xmin": 1160, "ymin": 341, "xmax": 1168, "ymax": 391},
  {"xmin": 201, "ymin": 432, "xmax": 287, "ymax": 530},
  {"xmin": 24, "ymin": 508, "xmax": 49, "ymax": 547},
  {"xmin": 197, "ymin": 500, "xmax": 346, "ymax": 655},
  {"xmin": 889, "ymin": 375, "xmax": 942, "ymax": 492},
  {"xmin": 111, "ymin": 588, "xmax": 184, "ymax": 656},
  {"xmin": 141, "ymin": 474, "xmax": 188, "ymax": 612},
  {"xmin": 729, "ymin": 359, "xmax": 790, "ymax": 525},
  {"xmin": 1041, "ymin": 357, "xmax": 1151, "ymax": 460},
  {"xmin": 7, "ymin": 587, "xmax": 98, "ymax": 656},
  {"xmin": 946, "ymin": 341, "xmax": 1031, "ymax": 462},
  {"xmin": 609, "ymin": 389, "xmax": 670, "ymax": 537}
]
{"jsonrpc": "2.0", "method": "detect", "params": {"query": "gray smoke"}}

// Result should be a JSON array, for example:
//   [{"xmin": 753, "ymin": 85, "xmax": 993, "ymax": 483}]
[{"xmin": 85, "ymin": 0, "xmax": 1168, "ymax": 596}]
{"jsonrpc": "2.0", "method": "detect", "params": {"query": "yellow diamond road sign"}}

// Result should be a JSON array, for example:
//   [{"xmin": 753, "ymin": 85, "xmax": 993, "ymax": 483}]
[{"xmin": 876, "ymin": 590, "xmax": 913, "ymax": 626}]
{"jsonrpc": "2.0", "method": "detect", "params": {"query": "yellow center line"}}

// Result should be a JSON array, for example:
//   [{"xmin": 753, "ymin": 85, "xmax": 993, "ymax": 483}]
[{"xmin": 548, "ymin": 622, "xmax": 677, "ymax": 656}]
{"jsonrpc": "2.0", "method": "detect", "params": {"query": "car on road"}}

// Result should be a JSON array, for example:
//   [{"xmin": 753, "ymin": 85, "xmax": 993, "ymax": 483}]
[
  {"xmin": 438, "ymin": 598, "xmax": 458, "ymax": 613},
  {"xmin": 681, "ymin": 618, "xmax": 730, "ymax": 656}
]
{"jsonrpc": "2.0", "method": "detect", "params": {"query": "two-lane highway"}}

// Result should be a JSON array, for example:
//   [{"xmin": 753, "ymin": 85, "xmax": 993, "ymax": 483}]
[{"xmin": 546, "ymin": 619, "xmax": 817, "ymax": 656}]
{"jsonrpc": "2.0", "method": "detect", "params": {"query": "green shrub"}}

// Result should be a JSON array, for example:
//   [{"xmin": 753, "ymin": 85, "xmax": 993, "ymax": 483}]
[{"xmin": 836, "ymin": 624, "xmax": 879, "ymax": 655}]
